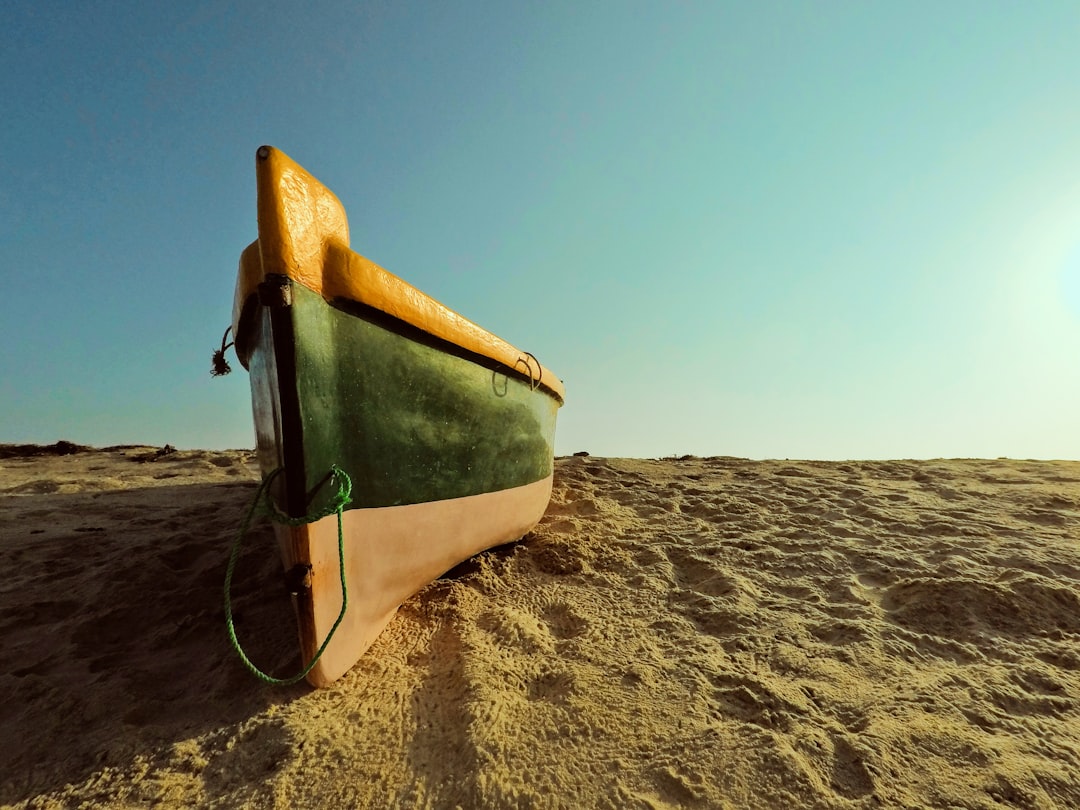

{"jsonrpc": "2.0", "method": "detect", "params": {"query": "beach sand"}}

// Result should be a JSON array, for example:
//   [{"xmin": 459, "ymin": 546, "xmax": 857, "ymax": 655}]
[{"xmin": 2, "ymin": 444, "xmax": 1079, "ymax": 808}]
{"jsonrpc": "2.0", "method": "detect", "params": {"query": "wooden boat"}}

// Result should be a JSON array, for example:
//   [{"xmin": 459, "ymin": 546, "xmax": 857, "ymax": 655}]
[{"xmin": 229, "ymin": 146, "xmax": 564, "ymax": 686}]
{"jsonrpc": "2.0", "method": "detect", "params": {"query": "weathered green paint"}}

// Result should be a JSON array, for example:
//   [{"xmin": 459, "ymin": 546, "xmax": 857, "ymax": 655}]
[{"xmin": 248, "ymin": 280, "xmax": 559, "ymax": 513}]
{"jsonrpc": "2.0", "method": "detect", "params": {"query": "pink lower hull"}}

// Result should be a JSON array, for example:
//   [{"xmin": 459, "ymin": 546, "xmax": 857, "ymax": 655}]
[{"xmin": 275, "ymin": 474, "xmax": 554, "ymax": 686}]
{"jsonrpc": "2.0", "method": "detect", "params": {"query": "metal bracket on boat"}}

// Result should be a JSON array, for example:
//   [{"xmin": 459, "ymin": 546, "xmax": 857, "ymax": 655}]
[
  {"xmin": 515, "ymin": 352, "xmax": 542, "ymax": 391},
  {"xmin": 284, "ymin": 563, "xmax": 313, "ymax": 596},
  {"xmin": 492, "ymin": 353, "xmax": 542, "ymax": 397},
  {"xmin": 258, "ymin": 276, "xmax": 293, "ymax": 309}
]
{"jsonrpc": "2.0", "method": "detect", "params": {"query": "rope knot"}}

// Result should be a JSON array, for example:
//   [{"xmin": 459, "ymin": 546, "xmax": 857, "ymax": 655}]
[{"xmin": 327, "ymin": 464, "xmax": 353, "ymax": 511}]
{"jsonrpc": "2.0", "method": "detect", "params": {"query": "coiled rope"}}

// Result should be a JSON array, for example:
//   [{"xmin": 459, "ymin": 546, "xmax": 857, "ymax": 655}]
[{"xmin": 224, "ymin": 465, "xmax": 353, "ymax": 686}]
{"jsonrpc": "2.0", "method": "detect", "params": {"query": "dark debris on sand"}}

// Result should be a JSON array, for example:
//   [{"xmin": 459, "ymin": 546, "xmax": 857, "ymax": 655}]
[{"xmin": 0, "ymin": 440, "xmax": 91, "ymax": 459}]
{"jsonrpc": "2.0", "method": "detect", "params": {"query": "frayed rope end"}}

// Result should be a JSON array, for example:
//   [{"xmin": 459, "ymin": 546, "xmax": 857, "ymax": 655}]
[
  {"xmin": 211, "ymin": 349, "xmax": 232, "ymax": 376},
  {"xmin": 211, "ymin": 326, "xmax": 235, "ymax": 377}
]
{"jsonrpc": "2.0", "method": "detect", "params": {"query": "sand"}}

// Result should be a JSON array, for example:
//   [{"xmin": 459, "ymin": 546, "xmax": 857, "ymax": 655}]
[{"xmin": 2, "ymin": 444, "xmax": 1079, "ymax": 809}]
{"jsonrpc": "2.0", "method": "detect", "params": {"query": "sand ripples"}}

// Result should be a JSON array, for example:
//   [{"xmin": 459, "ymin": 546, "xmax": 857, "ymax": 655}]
[{"xmin": 1, "ymin": 449, "xmax": 1079, "ymax": 808}]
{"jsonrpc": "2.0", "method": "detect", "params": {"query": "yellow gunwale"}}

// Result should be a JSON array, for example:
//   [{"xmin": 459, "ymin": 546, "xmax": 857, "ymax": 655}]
[{"xmin": 232, "ymin": 146, "xmax": 564, "ymax": 403}]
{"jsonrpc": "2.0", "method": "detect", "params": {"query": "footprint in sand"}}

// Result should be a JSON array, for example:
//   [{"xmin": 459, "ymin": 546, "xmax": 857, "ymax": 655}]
[
  {"xmin": 883, "ymin": 575, "xmax": 1080, "ymax": 639},
  {"xmin": 541, "ymin": 601, "xmax": 589, "ymax": 641},
  {"xmin": 707, "ymin": 671, "xmax": 807, "ymax": 732},
  {"xmin": 529, "ymin": 539, "xmax": 585, "ymax": 576},
  {"xmin": 477, "ymin": 606, "xmax": 555, "ymax": 655},
  {"xmin": 526, "ymin": 667, "xmax": 576, "ymax": 704},
  {"xmin": 826, "ymin": 734, "xmax": 877, "ymax": 800}
]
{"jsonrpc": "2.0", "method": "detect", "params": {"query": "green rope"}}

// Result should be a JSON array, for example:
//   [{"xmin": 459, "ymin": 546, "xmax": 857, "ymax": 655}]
[{"xmin": 224, "ymin": 465, "xmax": 353, "ymax": 686}]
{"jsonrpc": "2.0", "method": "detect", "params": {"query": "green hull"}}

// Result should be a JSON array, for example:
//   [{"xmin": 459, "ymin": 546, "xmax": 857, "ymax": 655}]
[{"xmin": 245, "ymin": 279, "xmax": 560, "ymax": 514}]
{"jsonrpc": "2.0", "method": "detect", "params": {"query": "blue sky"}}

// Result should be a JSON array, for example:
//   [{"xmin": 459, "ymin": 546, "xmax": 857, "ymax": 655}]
[{"xmin": 3, "ymin": 1, "xmax": 1079, "ymax": 459}]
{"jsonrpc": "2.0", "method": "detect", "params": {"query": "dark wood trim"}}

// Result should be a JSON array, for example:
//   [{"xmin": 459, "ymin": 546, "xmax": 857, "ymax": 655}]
[
  {"xmin": 327, "ymin": 295, "xmax": 563, "ymax": 403},
  {"xmin": 260, "ymin": 276, "xmax": 308, "ymax": 519}
]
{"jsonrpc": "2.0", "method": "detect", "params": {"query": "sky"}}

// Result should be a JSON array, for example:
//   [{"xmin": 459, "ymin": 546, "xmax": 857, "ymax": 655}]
[{"xmin": 3, "ymin": 1, "xmax": 1080, "ymax": 460}]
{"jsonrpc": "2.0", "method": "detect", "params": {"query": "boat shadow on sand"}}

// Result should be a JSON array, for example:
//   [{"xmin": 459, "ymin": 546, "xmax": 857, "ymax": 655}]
[{"xmin": 0, "ymin": 480, "xmax": 310, "ymax": 805}]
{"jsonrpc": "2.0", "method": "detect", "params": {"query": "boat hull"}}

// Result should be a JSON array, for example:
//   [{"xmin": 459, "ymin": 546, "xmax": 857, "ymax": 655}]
[
  {"xmin": 249, "ymin": 279, "xmax": 559, "ymax": 516},
  {"xmin": 232, "ymin": 146, "xmax": 563, "ymax": 686}
]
